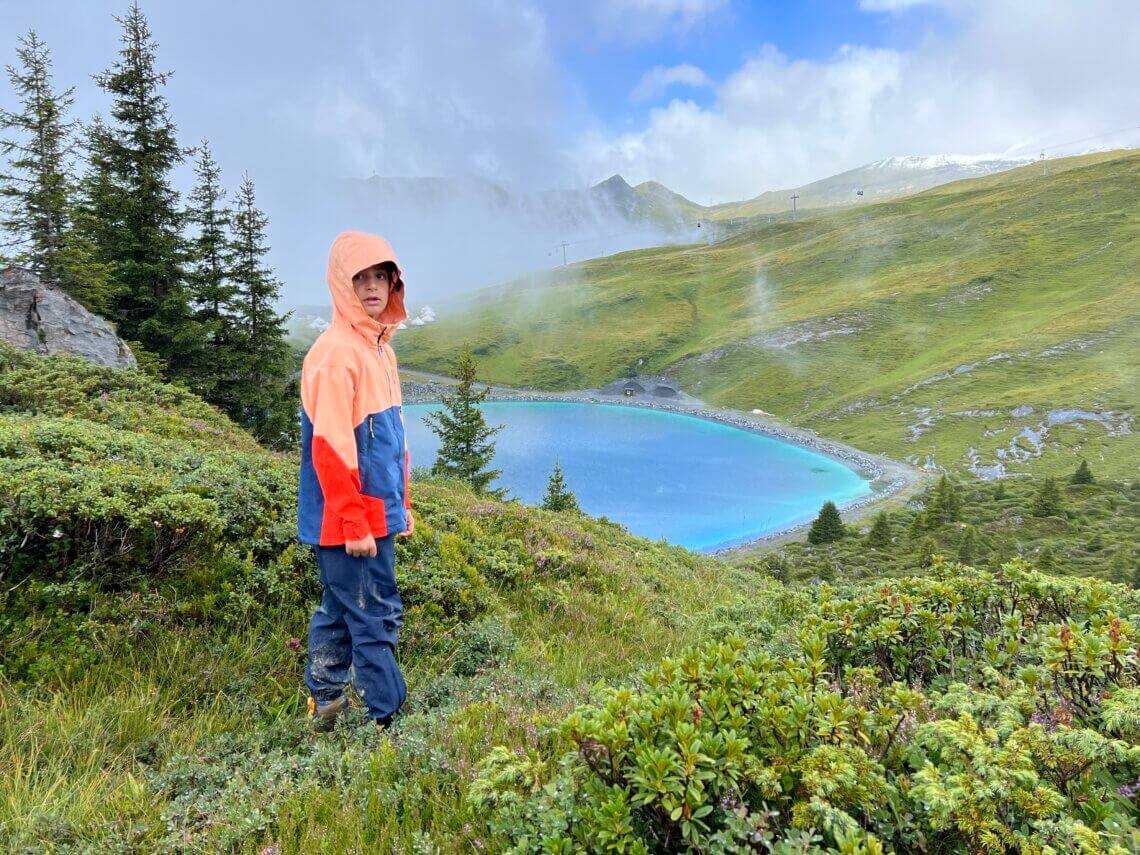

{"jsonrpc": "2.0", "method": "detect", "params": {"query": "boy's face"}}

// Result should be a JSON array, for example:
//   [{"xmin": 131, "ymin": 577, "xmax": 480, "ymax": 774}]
[{"xmin": 352, "ymin": 264, "xmax": 392, "ymax": 320}]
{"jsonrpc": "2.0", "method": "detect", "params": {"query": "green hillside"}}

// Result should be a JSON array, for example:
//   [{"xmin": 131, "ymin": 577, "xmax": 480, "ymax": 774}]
[
  {"xmin": 0, "ymin": 345, "xmax": 765, "ymax": 850},
  {"xmin": 399, "ymin": 150, "xmax": 1140, "ymax": 479},
  {"xmin": 6, "ymin": 349, "xmax": 1140, "ymax": 851}
]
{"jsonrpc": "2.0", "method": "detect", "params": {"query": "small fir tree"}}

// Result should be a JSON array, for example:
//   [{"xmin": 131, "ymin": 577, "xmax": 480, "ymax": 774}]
[
  {"xmin": 807, "ymin": 501, "xmax": 845, "ymax": 545},
  {"xmin": 227, "ymin": 173, "xmax": 293, "ymax": 445},
  {"xmin": 762, "ymin": 553, "xmax": 791, "ymax": 584},
  {"xmin": 1070, "ymin": 459, "xmax": 1094, "ymax": 486},
  {"xmin": 0, "ymin": 31, "xmax": 112, "ymax": 308},
  {"xmin": 992, "ymin": 481, "xmax": 1007, "ymax": 501},
  {"xmin": 913, "ymin": 534, "xmax": 940, "ymax": 568},
  {"xmin": 426, "ymin": 348, "xmax": 504, "ymax": 496},
  {"xmin": 907, "ymin": 510, "xmax": 928, "ymax": 541},
  {"xmin": 88, "ymin": 3, "xmax": 199, "ymax": 375},
  {"xmin": 1031, "ymin": 476, "xmax": 1063, "ymax": 518},
  {"xmin": 866, "ymin": 512, "xmax": 892, "ymax": 549},
  {"xmin": 1035, "ymin": 543, "xmax": 1057, "ymax": 573},
  {"xmin": 541, "ymin": 460, "xmax": 579, "ymax": 512},
  {"xmin": 957, "ymin": 525, "xmax": 978, "ymax": 565},
  {"xmin": 928, "ymin": 475, "xmax": 962, "ymax": 526},
  {"xmin": 184, "ymin": 140, "xmax": 237, "ymax": 398}
]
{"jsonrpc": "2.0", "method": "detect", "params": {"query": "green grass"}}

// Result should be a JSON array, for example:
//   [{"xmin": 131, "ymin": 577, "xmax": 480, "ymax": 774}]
[
  {"xmin": 399, "ymin": 150, "xmax": 1140, "ymax": 478},
  {"xmin": 0, "ymin": 474, "xmax": 780, "ymax": 851}
]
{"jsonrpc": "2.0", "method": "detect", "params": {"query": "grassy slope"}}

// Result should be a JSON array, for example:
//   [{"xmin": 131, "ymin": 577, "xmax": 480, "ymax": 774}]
[
  {"xmin": 399, "ymin": 150, "xmax": 1140, "ymax": 478},
  {"xmin": 0, "ymin": 349, "xmax": 778, "ymax": 850}
]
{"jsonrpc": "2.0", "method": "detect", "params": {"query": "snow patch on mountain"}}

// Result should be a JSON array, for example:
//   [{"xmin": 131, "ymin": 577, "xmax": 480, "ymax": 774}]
[{"xmin": 868, "ymin": 154, "xmax": 1035, "ymax": 171}]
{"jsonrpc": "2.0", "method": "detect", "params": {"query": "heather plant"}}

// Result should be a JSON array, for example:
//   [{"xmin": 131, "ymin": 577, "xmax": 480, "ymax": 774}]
[{"xmin": 473, "ymin": 561, "xmax": 1140, "ymax": 852}]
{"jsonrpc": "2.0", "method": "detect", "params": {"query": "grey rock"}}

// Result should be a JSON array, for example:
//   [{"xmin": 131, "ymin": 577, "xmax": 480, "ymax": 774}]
[
  {"xmin": 598, "ymin": 374, "xmax": 686, "ymax": 399},
  {"xmin": 0, "ymin": 267, "xmax": 135, "ymax": 369}
]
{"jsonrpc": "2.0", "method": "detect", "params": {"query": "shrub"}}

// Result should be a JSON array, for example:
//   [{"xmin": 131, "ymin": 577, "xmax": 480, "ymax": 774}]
[{"xmin": 474, "ymin": 561, "xmax": 1140, "ymax": 852}]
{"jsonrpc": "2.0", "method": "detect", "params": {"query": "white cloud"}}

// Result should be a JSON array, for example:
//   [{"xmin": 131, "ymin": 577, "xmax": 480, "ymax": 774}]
[
  {"xmin": 573, "ymin": 0, "xmax": 1140, "ymax": 201},
  {"xmin": 629, "ymin": 63, "xmax": 713, "ymax": 102},
  {"xmin": 579, "ymin": 0, "xmax": 730, "ymax": 44},
  {"xmin": 308, "ymin": 2, "xmax": 568, "ymax": 188}
]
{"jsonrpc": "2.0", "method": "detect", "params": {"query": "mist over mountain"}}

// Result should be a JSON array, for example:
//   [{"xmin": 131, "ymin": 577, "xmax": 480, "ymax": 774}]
[
  {"xmin": 702, "ymin": 153, "xmax": 1038, "ymax": 221},
  {"xmin": 285, "ymin": 150, "xmax": 1049, "ymax": 327}
]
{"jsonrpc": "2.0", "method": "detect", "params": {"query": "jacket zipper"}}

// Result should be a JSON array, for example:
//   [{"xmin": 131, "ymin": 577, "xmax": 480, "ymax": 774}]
[
  {"xmin": 376, "ymin": 332, "xmax": 397, "ymax": 403},
  {"xmin": 375, "ymin": 334, "xmax": 403, "ymax": 471}
]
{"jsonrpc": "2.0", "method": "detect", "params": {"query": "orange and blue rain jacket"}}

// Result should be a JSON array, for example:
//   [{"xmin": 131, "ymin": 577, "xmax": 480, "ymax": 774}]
[{"xmin": 298, "ymin": 231, "xmax": 411, "ymax": 546}]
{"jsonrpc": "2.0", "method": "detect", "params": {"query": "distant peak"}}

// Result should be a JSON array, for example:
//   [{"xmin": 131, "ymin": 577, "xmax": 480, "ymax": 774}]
[{"xmin": 594, "ymin": 174, "xmax": 633, "ymax": 191}]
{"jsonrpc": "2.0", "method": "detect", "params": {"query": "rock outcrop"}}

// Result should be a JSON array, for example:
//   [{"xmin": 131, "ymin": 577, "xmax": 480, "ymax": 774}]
[
  {"xmin": 0, "ymin": 267, "xmax": 136, "ymax": 369},
  {"xmin": 598, "ymin": 374, "xmax": 683, "ymax": 399}
]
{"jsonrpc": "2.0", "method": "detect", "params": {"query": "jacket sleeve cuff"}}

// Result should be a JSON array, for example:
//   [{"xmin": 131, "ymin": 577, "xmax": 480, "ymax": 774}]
[{"xmin": 341, "ymin": 517, "xmax": 372, "ymax": 541}]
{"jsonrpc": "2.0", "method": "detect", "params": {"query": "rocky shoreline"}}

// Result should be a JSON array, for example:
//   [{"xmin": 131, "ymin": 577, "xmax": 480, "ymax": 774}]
[{"xmin": 402, "ymin": 374, "xmax": 929, "ymax": 556}]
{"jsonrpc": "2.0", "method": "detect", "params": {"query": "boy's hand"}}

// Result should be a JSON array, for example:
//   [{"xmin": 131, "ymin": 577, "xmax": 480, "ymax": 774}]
[
  {"xmin": 345, "ymin": 534, "xmax": 377, "ymax": 557},
  {"xmin": 400, "ymin": 510, "xmax": 414, "ymax": 538}
]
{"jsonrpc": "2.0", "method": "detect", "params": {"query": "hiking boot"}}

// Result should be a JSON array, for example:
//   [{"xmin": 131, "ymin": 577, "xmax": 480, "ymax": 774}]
[
  {"xmin": 308, "ymin": 694, "xmax": 349, "ymax": 731},
  {"xmin": 374, "ymin": 713, "xmax": 396, "ymax": 736}
]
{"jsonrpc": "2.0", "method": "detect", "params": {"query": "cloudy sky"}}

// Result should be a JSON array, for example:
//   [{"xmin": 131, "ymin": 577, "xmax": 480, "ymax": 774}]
[{"xmin": 2, "ymin": 0, "xmax": 1137, "ymax": 302}]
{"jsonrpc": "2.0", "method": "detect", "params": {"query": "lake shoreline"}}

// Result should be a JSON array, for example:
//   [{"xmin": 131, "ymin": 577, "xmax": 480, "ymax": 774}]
[{"xmin": 402, "ymin": 373, "xmax": 930, "ymax": 557}]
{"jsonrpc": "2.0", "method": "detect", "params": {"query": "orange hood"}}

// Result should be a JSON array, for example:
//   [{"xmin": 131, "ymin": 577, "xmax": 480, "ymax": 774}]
[{"xmin": 326, "ymin": 231, "xmax": 408, "ymax": 342}]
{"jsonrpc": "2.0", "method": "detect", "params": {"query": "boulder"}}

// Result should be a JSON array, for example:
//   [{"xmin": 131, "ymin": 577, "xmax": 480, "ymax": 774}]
[{"xmin": 0, "ymin": 267, "xmax": 136, "ymax": 369}]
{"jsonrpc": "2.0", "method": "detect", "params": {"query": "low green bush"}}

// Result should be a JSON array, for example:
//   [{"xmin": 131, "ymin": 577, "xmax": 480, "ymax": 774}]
[{"xmin": 473, "ymin": 561, "xmax": 1140, "ymax": 852}]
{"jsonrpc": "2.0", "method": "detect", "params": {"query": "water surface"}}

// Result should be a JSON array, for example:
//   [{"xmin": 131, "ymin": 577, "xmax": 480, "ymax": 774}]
[{"xmin": 404, "ymin": 401, "xmax": 870, "ymax": 552}]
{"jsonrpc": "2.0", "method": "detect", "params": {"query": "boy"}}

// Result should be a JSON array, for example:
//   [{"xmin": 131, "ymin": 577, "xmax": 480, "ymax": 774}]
[{"xmin": 297, "ymin": 231, "xmax": 414, "ymax": 731}]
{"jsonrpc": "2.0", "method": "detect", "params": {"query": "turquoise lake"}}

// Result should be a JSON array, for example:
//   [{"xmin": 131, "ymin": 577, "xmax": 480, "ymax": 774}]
[{"xmin": 403, "ymin": 401, "xmax": 871, "ymax": 552}]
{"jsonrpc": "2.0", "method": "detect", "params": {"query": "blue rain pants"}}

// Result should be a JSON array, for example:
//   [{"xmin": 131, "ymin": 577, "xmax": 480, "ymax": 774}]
[{"xmin": 305, "ymin": 535, "xmax": 407, "ymax": 722}]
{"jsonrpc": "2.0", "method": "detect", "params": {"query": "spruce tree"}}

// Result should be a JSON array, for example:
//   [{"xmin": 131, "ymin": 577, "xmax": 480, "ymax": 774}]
[
  {"xmin": 542, "ymin": 460, "xmax": 579, "ymax": 512},
  {"xmin": 928, "ymin": 475, "xmax": 962, "ymax": 526},
  {"xmin": 957, "ymin": 525, "xmax": 978, "ymax": 565},
  {"xmin": 866, "ymin": 511, "xmax": 892, "ymax": 549},
  {"xmin": 228, "ymin": 173, "xmax": 293, "ymax": 446},
  {"xmin": 1070, "ymin": 459, "xmax": 1094, "ymax": 486},
  {"xmin": 913, "ymin": 534, "xmax": 940, "ymax": 568},
  {"xmin": 992, "ymin": 482, "xmax": 1007, "ymax": 501},
  {"xmin": 185, "ymin": 140, "xmax": 237, "ymax": 398},
  {"xmin": 1035, "ymin": 543, "xmax": 1057, "ymax": 573},
  {"xmin": 425, "ymin": 348, "xmax": 504, "ymax": 496},
  {"xmin": 1031, "ymin": 476, "xmax": 1063, "ymax": 518},
  {"xmin": 0, "ymin": 33, "xmax": 91, "ymax": 293},
  {"xmin": 807, "ymin": 501, "xmax": 845, "ymax": 545},
  {"xmin": 89, "ymin": 3, "xmax": 198, "ymax": 374},
  {"xmin": 907, "ymin": 510, "xmax": 928, "ymax": 541}
]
